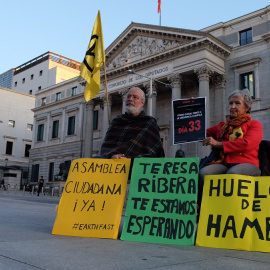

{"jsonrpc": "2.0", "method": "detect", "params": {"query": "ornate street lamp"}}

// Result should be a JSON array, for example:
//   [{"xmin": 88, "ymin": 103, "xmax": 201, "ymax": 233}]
[{"xmin": 126, "ymin": 69, "xmax": 172, "ymax": 88}]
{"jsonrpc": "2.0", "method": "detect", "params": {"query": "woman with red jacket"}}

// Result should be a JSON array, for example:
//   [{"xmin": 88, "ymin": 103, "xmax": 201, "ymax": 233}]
[{"xmin": 198, "ymin": 89, "xmax": 263, "ymax": 206}]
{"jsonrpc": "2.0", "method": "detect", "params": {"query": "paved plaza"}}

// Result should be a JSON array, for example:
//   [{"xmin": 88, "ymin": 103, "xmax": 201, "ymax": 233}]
[{"xmin": 0, "ymin": 190, "xmax": 270, "ymax": 270}]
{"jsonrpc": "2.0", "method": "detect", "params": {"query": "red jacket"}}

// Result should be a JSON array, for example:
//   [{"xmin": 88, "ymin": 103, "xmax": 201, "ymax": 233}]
[{"xmin": 207, "ymin": 120, "xmax": 263, "ymax": 167}]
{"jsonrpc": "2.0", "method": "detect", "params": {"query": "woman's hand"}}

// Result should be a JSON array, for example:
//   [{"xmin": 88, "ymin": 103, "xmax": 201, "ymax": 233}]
[{"xmin": 202, "ymin": 137, "xmax": 223, "ymax": 148}]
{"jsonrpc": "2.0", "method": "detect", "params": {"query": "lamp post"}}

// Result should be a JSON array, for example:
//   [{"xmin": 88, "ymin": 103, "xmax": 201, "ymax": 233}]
[
  {"xmin": 126, "ymin": 69, "xmax": 172, "ymax": 116},
  {"xmin": 126, "ymin": 69, "xmax": 172, "ymax": 88}
]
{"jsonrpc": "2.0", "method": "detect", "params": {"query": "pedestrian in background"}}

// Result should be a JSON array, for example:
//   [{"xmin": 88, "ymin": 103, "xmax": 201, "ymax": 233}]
[
  {"xmin": 37, "ymin": 176, "xmax": 44, "ymax": 196},
  {"xmin": 1, "ymin": 179, "xmax": 5, "ymax": 190}
]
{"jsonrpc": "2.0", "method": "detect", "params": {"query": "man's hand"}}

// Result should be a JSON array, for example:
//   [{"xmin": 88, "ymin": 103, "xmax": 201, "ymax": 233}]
[{"xmin": 111, "ymin": 154, "xmax": 127, "ymax": 159}]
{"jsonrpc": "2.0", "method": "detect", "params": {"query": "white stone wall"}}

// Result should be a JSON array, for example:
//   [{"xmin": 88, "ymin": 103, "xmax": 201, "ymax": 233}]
[
  {"xmin": 12, "ymin": 59, "xmax": 79, "ymax": 95},
  {"xmin": 12, "ymin": 61, "xmax": 50, "ymax": 95},
  {"xmin": 0, "ymin": 87, "xmax": 35, "ymax": 164},
  {"xmin": 0, "ymin": 87, "xmax": 35, "ymax": 187},
  {"xmin": 30, "ymin": 78, "xmax": 85, "ymax": 183},
  {"xmin": 203, "ymin": 6, "xmax": 270, "ymax": 140}
]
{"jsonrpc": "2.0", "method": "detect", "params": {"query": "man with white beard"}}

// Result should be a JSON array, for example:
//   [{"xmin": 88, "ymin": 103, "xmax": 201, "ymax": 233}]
[{"xmin": 100, "ymin": 87, "xmax": 165, "ymax": 159}]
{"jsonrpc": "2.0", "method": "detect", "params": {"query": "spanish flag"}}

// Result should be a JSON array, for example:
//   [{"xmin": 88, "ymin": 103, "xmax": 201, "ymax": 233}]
[
  {"xmin": 80, "ymin": 10, "xmax": 105, "ymax": 102},
  {"xmin": 158, "ymin": 0, "xmax": 161, "ymax": 13}
]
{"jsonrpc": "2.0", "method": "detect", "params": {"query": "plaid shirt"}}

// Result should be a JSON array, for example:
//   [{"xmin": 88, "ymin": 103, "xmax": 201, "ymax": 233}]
[{"xmin": 100, "ymin": 112, "xmax": 165, "ymax": 158}]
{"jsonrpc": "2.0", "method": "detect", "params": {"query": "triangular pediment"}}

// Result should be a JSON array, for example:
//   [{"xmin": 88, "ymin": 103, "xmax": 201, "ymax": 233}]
[{"xmin": 105, "ymin": 23, "xmax": 208, "ymax": 71}]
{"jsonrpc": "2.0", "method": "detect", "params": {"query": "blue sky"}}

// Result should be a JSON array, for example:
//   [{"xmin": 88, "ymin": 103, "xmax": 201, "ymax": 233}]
[{"xmin": 1, "ymin": 0, "xmax": 269, "ymax": 74}]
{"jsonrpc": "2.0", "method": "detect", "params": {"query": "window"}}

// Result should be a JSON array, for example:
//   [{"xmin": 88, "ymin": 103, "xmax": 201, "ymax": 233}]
[
  {"xmin": 56, "ymin": 92, "xmax": 61, "ymax": 101},
  {"xmin": 38, "ymin": 86, "xmax": 41, "ymax": 91},
  {"xmin": 240, "ymin": 72, "xmax": 254, "ymax": 98},
  {"xmin": 24, "ymin": 144, "xmax": 31, "ymax": 157},
  {"xmin": 14, "ymin": 81, "xmax": 17, "ymax": 87},
  {"xmin": 37, "ymin": 124, "xmax": 44, "ymax": 141},
  {"xmin": 52, "ymin": 120, "xmax": 59, "ymax": 138},
  {"xmin": 31, "ymin": 74, "xmax": 34, "ymax": 80},
  {"xmin": 93, "ymin": 110, "xmax": 98, "ymax": 130},
  {"xmin": 29, "ymin": 90, "xmax": 32, "ymax": 95},
  {"xmin": 67, "ymin": 116, "xmax": 75, "ymax": 135},
  {"xmin": 27, "ymin": 124, "xmax": 33, "ymax": 131},
  {"xmin": 48, "ymin": 162, "xmax": 54, "ymax": 182},
  {"xmin": 31, "ymin": 164, "xmax": 39, "ymax": 182},
  {"xmin": 8, "ymin": 120, "xmax": 15, "ymax": 127},
  {"xmin": 240, "ymin": 28, "xmax": 252, "ymax": 46},
  {"xmin": 6, "ymin": 141, "xmax": 13, "ymax": 155},
  {"xmin": 22, "ymin": 78, "xmax": 25, "ymax": 84},
  {"xmin": 72, "ymin": 86, "xmax": 78, "ymax": 96},
  {"xmin": 3, "ymin": 173, "xmax": 17, "ymax": 178},
  {"xmin": 39, "ymin": 70, "xmax": 43, "ymax": 76},
  {"xmin": 41, "ymin": 97, "xmax": 46, "ymax": 105}
]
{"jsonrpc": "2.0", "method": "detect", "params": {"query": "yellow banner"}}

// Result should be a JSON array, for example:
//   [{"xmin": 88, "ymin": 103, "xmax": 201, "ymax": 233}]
[
  {"xmin": 196, "ymin": 174, "xmax": 270, "ymax": 252},
  {"xmin": 52, "ymin": 158, "xmax": 130, "ymax": 239},
  {"xmin": 80, "ymin": 10, "xmax": 105, "ymax": 102}
]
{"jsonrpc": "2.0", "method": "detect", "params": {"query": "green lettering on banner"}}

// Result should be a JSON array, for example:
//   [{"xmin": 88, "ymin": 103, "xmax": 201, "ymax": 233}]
[{"xmin": 120, "ymin": 157, "xmax": 199, "ymax": 245}]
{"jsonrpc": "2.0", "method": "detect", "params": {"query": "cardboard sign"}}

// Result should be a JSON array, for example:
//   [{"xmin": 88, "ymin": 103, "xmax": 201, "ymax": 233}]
[
  {"xmin": 52, "ymin": 158, "xmax": 131, "ymax": 239},
  {"xmin": 121, "ymin": 157, "xmax": 199, "ymax": 245},
  {"xmin": 196, "ymin": 174, "xmax": 270, "ymax": 253},
  {"xmin": 172, "ymin": 97, "xmax": 206, "ymax": 144}
]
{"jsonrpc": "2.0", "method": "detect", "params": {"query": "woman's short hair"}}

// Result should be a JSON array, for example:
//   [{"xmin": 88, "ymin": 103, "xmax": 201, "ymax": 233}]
[{"xmin": 228, "ymin": 89, "xmax": 252, "ymax": 113}]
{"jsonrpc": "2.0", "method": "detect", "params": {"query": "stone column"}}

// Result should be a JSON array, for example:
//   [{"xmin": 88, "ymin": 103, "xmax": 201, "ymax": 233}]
[
  {"xmin": 195, "ymin": 65, "xmax": 213, "ymax": 158},
  {"xmin": 234, "ymin": 70, "xmax": 238, "ymax": 91},
  {"xmin": 212, "ymin": 74, "xmax": 226, "ymax": 124},
  {"xmin": 254, "ymin": 62, "xmax": 260, "ymax": 99},
  {"xmin": 119, "ymin": 89, "xmax": 129, "ymax": 114},
  {"xmin": 45, "ymin": 114, "xmax": 50, "ymax": 145},
  {"xmin": 195, "ymin": 65, "xmax": 213, "ymax": 129},
  {"xmin": 144, "ymin": 80, "xmax": 157, "ymax": 117},
  {"xmin": 168, "ymin": 73, "xmax": 182, "ymax": 100},
  {"xmin": 168, "ymin": 73, "xmax": 182, "ymax": 157},
  {"xmin": 83, "ymin": 101, "xmax": 95, "ymax": 158},
  {"xmin": 78, "ymin": 102, "xmax": 84, "ymax": 140},
  {"xmin": 33, "ymin": 116, "xmax": 37, "ymax": 147},
  {"xmin": 152, "ymin": 88, "xmax": 157, "ymax": 119},
  {"xmin": 60, "ymin": 107, "xmax": 66, "ymax": 143},
  {"xmin": 144, "ymin": 81, "xmax": 151, "ymax": 116},
  {"xmin": 102, "ymin": 95, "xmax": 112, "ymax": 140}
]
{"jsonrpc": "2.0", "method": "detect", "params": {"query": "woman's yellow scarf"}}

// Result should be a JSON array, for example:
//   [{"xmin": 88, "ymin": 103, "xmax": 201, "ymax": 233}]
[{"xmin": 209, "ymin": 114, "xmax": 251, "ymax": 164}]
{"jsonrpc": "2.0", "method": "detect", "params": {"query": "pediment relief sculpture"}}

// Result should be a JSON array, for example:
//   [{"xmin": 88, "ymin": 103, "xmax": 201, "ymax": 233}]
[{"xmin": 106, "ymin": 36, "xmax": 181, "ymax": 70}]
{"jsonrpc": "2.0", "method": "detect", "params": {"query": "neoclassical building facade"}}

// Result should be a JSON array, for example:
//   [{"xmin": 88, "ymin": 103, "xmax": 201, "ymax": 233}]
[
  {"xmin": 0, "ymin": 87, "xmax": 35, "ymax": 187},
  {"xmin": 30, "ymin": 6, "xmax": 270, "ymax": 184}
]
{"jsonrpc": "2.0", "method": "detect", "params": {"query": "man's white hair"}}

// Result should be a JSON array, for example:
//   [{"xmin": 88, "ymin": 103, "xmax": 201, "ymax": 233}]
[{"xmin": 128, "ymin": 87, "xmax": 145, "ymax": 101}]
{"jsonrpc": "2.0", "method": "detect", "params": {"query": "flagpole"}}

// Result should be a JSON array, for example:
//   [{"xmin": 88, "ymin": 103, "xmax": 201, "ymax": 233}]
[
  {"xmin": 159, "ymin": 9, "xmax": 161, "ymax": 26},
  {"xmin": 103, "ymin": 64, "xmax": 111, "ymax": 125}
]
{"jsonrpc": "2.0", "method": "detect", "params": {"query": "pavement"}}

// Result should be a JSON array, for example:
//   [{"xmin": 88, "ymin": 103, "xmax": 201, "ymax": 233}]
[{"xmin": 0, "ymin": 190, "xmax": 270, "ymax": 270}]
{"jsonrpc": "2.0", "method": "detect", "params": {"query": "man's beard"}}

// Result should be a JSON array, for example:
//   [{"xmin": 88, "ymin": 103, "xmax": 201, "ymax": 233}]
[{"xmin": 125, "ymin": 104, "xmax": 142, "ymax": 115}]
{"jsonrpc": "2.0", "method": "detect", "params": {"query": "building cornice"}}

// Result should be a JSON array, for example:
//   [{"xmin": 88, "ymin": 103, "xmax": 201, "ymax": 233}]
[
  {"xmin": 102, "ymin": 38, "xmax": 231, "ymax": 81},
  {"xmin": 32, "ymin": 93, "xmax": 84, "ymax": 113},
  {"xmin": 13, "ymin": 51, "xmax": 80, "ymax": 75},
  {"xmin": 230, "ymin": 58, "xmax": 261, "ymax": 69},
  {"xmin": 36, "ymin": 76, "xmax": 79, "ymax": 96},
  {"xmin": 106, "ymin": 23, "xmax": 206, "ymax": 60},
  {"xmin": 0, "ymin": 86, "xmax": 36, "ymax": 99},
  {"xmin": 201, "ymin": 5, "xmax": 270, "ymax": 32}
]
